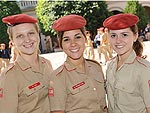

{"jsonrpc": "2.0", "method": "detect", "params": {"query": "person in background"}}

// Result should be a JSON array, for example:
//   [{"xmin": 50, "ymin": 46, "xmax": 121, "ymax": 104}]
[
  {"xmin": 49, "ymin": 14, "xmax": 107, "ymax": 113},
  {"xmin": 0, "ymin": 13, "xmax": 53, "ymax": 113},
  {"xmin": 84, "ymin": 31, "xmax": 95, "ymax": 60},
  {"xmin": 96, "ymin": 27, "xmax": 109, "ymax": 64},
  {"xmin": 9, "ymin": 40, "xmax": 18, "ymax": 63},
  {"xmin": 145, "ymin": 23, "xmax": 150, "ymax": 41},
  {"xmin": 0, "ymin": 43, "xmax": 10, "ymax": 68},
  {"xmin": 103, "ymin": 13, "xmax": 150, "ymax": 113},
  {"xmin": 103, "ymin": 28, "xmax": 113, "ymax": 59},
  {"xmin": 94, "ymin": 27, "xmax": 103, "ymax": 48}
]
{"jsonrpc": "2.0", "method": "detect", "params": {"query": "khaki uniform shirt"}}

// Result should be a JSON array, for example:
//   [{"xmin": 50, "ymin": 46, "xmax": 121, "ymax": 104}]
[
  {"xmin": 0, "ymin": 55, "xmax": 53, "ymax": 113},
  {"xmin": 49, "ymin": 58, "xmax": 107, "ymax": 113},
  {"xmin": 106, "ymin": 51, "xmax": 150, "ymax": 113}
]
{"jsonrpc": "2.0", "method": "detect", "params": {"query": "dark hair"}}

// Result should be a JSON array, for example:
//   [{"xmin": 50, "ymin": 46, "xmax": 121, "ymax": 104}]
[
  {"xmin": 130, "ymin": 24, "xmax": 144, "ymax": 57},
  {"xmin": 57, "ymin": 27, "xmax": 86, "ymax": 48}
]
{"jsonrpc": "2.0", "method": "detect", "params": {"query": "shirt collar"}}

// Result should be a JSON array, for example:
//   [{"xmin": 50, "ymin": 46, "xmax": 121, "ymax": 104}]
[
  {"xmin": 123, "ymin": 50, "xmax": 137, "ymax": 64},
  {"xmin": 64, "ymin": 58, "xmax": 91, "ymax": 73},
  {"xmin": 16, "ymin": 55, "xmax": 46, "ymax": 71},
  {"xmin": 113, "ymin": 50, "xmax": 137, "ymax": 65}
]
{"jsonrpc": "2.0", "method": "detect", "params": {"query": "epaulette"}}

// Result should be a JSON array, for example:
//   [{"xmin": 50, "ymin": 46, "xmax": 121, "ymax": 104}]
[
  {"xmin": 1, "ymin": 63, "xmax": 15, "ymax": 76},
  {"xmin": 136, "ymin": 56, "xmax": 150, "ymax": 67},
  {"xmin": 55, "ymin": 65, "xmax": 65, "ymax": 76},
  {"xmin": 86, "ymin": 59, "xmax": 101, "ymax": 66}
]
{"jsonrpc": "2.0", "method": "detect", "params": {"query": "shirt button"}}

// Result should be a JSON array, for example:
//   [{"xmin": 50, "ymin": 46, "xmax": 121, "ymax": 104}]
[{"xmin": 93, "ymin": 88, "xmax": 96, "ymax": 91}]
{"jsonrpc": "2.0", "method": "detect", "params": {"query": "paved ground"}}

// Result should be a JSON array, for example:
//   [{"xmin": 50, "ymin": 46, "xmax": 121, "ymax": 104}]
[{"xmin": 40, "ymin": 41, "xmax": 150, "ymax": 74}]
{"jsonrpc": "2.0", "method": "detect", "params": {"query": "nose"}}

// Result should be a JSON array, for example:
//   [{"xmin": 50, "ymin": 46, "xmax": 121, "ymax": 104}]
[
  {"xmin": 24, "ymin": 34, "xmax": 31, "ymax": 42},
  {"xmin": 70, "ymin": 39, "xmax": 77, "ymax": 46},
  {"xmin": 116, "ymin": 37, "xmax": 121, "ymax": 43}
]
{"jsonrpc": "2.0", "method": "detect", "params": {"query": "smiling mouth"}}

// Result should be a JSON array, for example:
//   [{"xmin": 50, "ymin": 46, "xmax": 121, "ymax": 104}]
[
  {"xmin": 70, "ymin": 48, "xmax": 79, "ymax": 53},
  {"xmin": 24, "ymin": 43, "xmax": 33, "ymax": 48},
  {"xmin": 115, "ymin": 45, "xmax": 124, "ymax": 49}
]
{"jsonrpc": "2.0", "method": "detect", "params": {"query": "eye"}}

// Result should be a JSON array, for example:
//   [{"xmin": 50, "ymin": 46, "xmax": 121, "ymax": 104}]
[
  {"xmin": 121, "ymin": 33, "xmax": 128, "ymax": 38},
  {"xmin": 29, "ymin": 31, "xmax": 36, "ymax": 35},
  {"xmin": 75, "ymin": 36, "xmax": 82, "ymax": 39},
  {"xmin": 62, "ymin": 37, "xmax": 69, "ymax": 42},
  {"xmin": 110, "ymin": 34, "xmax": 116, "ymax": 38},
  {"xmin": 16, "ymin": 34, "xmax": 24, "ymax": 39}
]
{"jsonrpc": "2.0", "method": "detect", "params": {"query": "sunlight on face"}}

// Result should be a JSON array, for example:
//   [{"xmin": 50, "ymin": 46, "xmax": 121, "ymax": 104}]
[
  {"xmin": 61, "ymin": 29, "xmax": 86, "ymax": 61},
  {"xmin": 12, "ymin": 23, "xmax": 40, "ymax": 56},
  {"xmin": 109, "ymin": 28, "xmax": 137, "ymax": 57}
]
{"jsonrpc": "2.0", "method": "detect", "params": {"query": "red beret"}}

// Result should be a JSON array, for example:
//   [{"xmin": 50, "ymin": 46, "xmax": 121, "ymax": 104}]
[
  {"xmin": 103, "ymin": 13, "xmax": 139, "ymax": 30},
  {"xmin": 2, "ymin": 13, "xmax": 37, "ymax": 26},
  {"xmin": 52, "ymin": 14, "xmax": 86, "ymax": 32}
]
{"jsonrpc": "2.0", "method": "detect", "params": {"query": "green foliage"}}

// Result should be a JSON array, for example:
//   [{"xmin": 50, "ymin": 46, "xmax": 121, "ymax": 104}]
[
  {"xmin": 0, "ymin": 1, "xmax": 21, "ymax": 47},
  {"xmin": 124, "ymin": 1, "xmax": 148, "ymax": 30},
  {"xmin": 36, "ymin": 1, "xmax": 111, "ymax": 37}
]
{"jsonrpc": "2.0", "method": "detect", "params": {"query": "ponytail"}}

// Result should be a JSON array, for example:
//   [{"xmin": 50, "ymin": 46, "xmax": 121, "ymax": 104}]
[{"xmin": 133, "ymin": 38, "xmax": 143, "ymax": 57}]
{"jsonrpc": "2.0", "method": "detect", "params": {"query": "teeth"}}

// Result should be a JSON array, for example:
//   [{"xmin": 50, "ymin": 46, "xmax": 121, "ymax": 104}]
[
  {"xmin": 116, "ymin": 45, "xmax": 123, "ymax": 48},
  {"xmin": 70, "ymin": 49, "xmax": 79, "ymax": 52},
  {"xmin": 24, "ymin": 43, "xmax": 33, "ymax": 48}
]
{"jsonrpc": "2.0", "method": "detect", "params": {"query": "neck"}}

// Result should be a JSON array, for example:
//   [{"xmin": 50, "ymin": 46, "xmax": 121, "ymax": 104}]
[
  {"xmin": 68, "ymin": 57, "xmax": 85, "ymax": 72},
  {"xmin": 20, "ymin": 53, "xmax": 39, "ymax": 69},
  {"xmin": 117, "ymin": 49, "xmax": 133, "ymax": 69}
]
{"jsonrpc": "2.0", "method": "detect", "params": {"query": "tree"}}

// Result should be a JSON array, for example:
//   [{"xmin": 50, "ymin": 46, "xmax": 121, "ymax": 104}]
[
  {"xmin": 123, "ymin": 1, "xmax": 148, "ymax": 30},
  {"xmin": 0, "ymin": 1, "xmax": 21, "ymax": 47},
  {"xmin": 36, "ymin": 1, "xmax": 111, "ymax": 38}
]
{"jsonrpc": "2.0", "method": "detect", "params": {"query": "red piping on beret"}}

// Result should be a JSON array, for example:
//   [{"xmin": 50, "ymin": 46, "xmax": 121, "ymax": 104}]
[
  {"xmin": 52, "ymin": 14, "xmax": 86, "ymax": 32},
  {"xmin": 103, "ymin": 13, "xmax": 139, "ymax": 30},
  {"xmin": 2, "ymin": 13, "xmax": 37, "ymax": 26}
]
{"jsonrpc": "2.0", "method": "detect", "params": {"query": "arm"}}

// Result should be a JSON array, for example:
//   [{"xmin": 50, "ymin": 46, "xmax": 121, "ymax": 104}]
[
  {"xmin": 139, "ymin": 66, "xmax": 150, "ymax": 111},
  {"xmin": 0, "ymin": 71, "xmax": 18, "ymax": 113},
  {"xmin": 49, "ymin": 71, "xmax": 67, "ymax": 112}
]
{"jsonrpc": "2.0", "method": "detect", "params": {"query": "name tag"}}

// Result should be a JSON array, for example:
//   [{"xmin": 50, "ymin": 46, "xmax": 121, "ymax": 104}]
[
  {"xmin": 24, "ymin": 82, "xmax": 44, "ymax": 96},
  {"xmin": 72, "ymin": 81, "xmax": 85, "ymax": 90}
]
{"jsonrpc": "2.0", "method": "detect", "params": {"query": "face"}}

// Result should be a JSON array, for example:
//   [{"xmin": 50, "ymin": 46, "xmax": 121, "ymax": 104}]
[
  {"xmin": 109, "ymin": 28, "xmax": 137, "ymax": 57},
  {"xmin": 12, "ymin": 23, "xmax": 40, "ymax": 56},
  {"xmin": 61, "ymin": 29, "xmax": 86, "ymax": 61}
]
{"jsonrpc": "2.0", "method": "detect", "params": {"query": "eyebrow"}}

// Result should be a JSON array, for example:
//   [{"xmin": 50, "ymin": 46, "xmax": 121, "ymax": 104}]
[
  {"xmin": 63, "ymin": 32, "xmax": 81, "ymax": 39},
  {"xmin": 110, "ymin": 31, "xmax": 130, "ymax": 34}
]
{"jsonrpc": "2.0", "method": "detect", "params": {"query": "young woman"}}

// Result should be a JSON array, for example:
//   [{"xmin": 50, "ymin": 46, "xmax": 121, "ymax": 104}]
[
  {"xmin": 103, "ymin": 13, "xmax": 150, "ymax": 113},
  {"xmin": 49, "ymin": 14, "xmax": 107, "ymax": 113},
  {"xmin": 0, "ymin": 13, "xmax": 53, "ymax": 113}
]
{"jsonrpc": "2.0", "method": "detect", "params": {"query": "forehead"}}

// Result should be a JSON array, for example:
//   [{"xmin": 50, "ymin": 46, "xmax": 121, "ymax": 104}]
[
  {"xmin": 63, "ymin": 29, "xmax": 82, "ymax": 36},
  {"xmin": 109, "ymin": 28, "xmax": 131, "ymax": 34},
  {"xmin": 12, "ymin": 23, "xmax": 36, "ymax": 33}
]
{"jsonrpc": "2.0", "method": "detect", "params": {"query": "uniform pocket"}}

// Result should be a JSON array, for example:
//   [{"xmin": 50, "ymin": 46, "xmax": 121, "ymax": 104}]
[
  {"xmin": 68, "ymin": 80, "xmax": 89, "ymax": 95},
  {"xmin": 23, "ymin": 82, "xmax": 45, "ymax": 96},
  {"xmin": 114, "ymin": 81, "xmax": 135, "ymax": 93}
]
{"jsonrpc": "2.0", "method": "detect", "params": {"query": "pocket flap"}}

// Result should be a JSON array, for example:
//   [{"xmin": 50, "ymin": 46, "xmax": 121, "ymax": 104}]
[
  {"xmin": 114, "ymin": 81, "xmax": 135, "ymax": 93},
  {"xmin": 69, "ymin": 80, "xmax": 89, "ymax": 94},
  {"xmin": 24, "ymin": 82, "xmax": 45, "ymax": 96}
]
